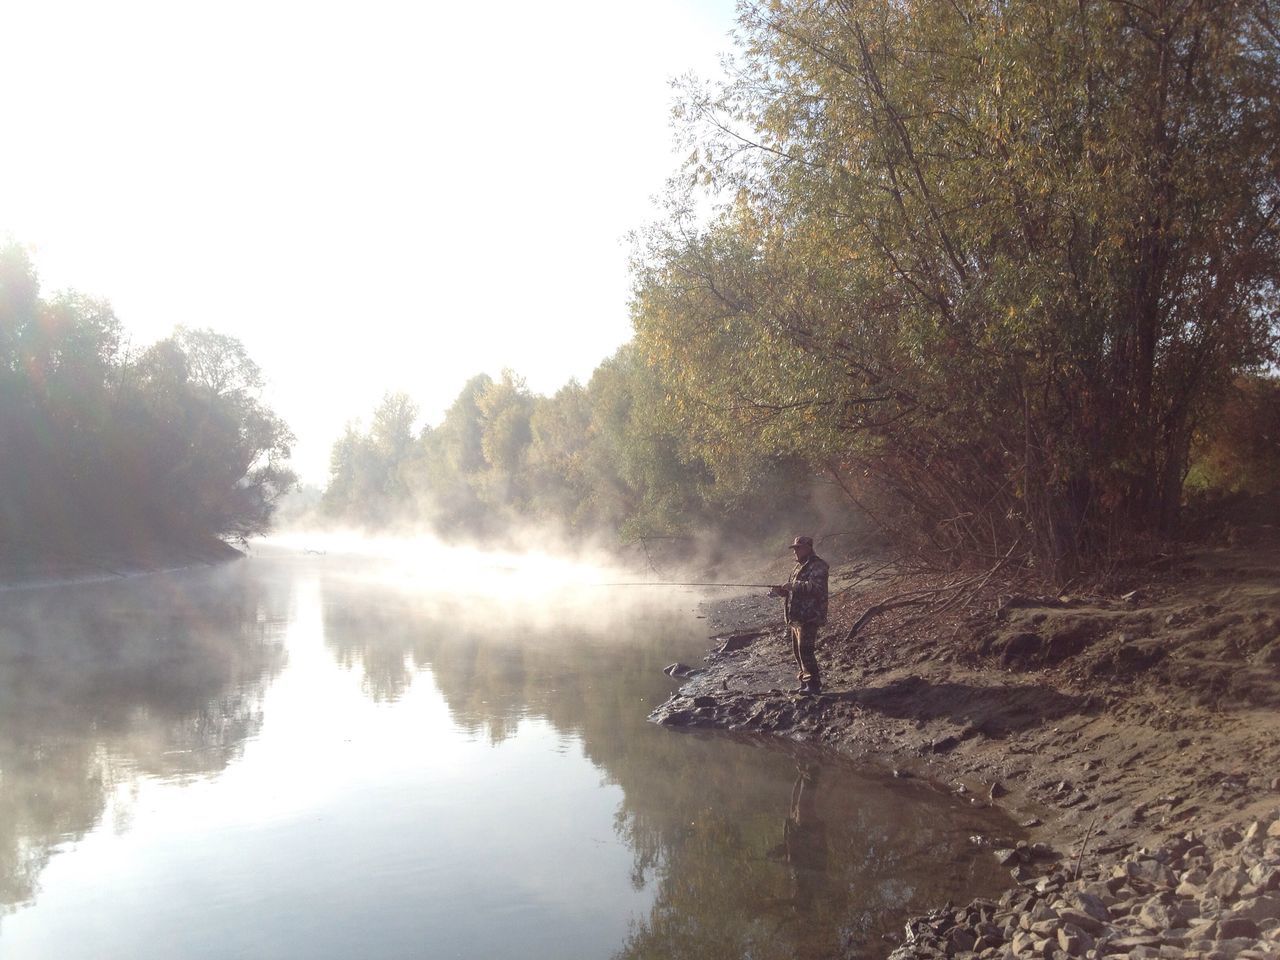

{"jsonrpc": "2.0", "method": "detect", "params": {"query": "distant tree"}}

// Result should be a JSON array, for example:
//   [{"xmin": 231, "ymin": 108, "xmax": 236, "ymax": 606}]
[
  {"xmin": 0, "ymin": 243, "xmax": 294, "ymax": 554},
  {"xmin": 475, "ymin": 371, "xmax": 534, "ymax": 508},
  {"xmin": 526, "ymin": 381, "xmax": 594, "ymax": 527},
  {"xmin": 1187, "ymin": 375, "xmax": 1280, "ymax": 496}
]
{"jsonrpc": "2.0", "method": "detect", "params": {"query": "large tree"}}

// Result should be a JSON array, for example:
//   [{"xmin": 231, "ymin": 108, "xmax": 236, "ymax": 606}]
[
  {"xmin": 0, "ymin": 245, "xmax": 295, "ymax": 552},
  {"xmin": 633, "ymin": 0, "xmax": 1280, "ymax": 578}
]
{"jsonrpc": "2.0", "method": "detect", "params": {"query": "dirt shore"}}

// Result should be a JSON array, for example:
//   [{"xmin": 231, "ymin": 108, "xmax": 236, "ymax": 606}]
[
  {"xmin": 651, "ymin": 544, "xmax": 1280, "ymax": 957},
  {"xmin": 0, "ymin": 537, "xmax": 243, "ymax": 590}
]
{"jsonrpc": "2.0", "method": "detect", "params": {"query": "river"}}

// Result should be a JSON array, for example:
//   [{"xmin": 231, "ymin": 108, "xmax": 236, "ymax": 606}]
[{"xmin": 0, "ymin": 541, "xmax": 1015, "ymax": 959}]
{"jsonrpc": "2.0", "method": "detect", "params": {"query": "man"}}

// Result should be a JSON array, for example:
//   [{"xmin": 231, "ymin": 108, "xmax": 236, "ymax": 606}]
[{"xmin": 771, "ymin": 535, "xmax": 829, "ymax": 694}]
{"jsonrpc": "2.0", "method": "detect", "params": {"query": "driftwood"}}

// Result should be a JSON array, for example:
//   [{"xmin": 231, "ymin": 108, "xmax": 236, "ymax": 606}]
[{"xmin": 842, "ymin": 540, "xmax": 1021, "ymax": 643}]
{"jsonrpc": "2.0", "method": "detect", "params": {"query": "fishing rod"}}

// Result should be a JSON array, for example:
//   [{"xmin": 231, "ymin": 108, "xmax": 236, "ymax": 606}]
[{"xmin": 595, "ymin": 581, "xmax": 779, "ymax": 588}]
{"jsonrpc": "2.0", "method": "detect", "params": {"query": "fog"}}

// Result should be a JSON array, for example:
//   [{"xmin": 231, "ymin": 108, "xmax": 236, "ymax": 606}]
[{"xmin": 0, "ymin": 538, "xmax": 1013, "ymax": 960}]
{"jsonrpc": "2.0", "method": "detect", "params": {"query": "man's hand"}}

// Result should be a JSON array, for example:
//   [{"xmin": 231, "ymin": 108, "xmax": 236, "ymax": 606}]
[{"xmin": 770, "ymin": 584, "xmax": 790, "ymax": 597}]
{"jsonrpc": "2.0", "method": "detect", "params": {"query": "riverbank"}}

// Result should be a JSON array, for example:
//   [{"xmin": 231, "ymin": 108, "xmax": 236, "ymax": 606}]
[
  {"xmin": 0, "ymin": 536, "xmax": 243, "ymax": 590},
  {"xmin": 651, "ymin": 544, "xmax": 1280, "ymax": 958}
]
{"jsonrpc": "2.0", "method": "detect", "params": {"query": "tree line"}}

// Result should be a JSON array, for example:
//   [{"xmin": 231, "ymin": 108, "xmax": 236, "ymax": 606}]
[
  {"xmin": 626, "ymin": 0, "xmax": 1280, "ymax": 580},
  {"xmin": 0, "ymin": 244, "xmax": 294, "ymax": 561},
  {"xmin": 320, "ymin": 346, "xmax": 840, "ymax": 551},
  {"xmin": 19, "ymin": 0, "xmax": 1276, "ymax": 577},
  {"xmin": 325, "ymin": 1, "xmax": 1277, "ymax": 578}
]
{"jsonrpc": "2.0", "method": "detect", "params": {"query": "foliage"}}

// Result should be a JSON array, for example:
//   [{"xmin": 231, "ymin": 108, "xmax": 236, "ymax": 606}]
[
  {"xmin": 631, "ymin": 0, "xmax": 1280, "ymax": 579},
  {"xmin": 1186, "ymin": 375, "xmax": 1280, "ymax": 495},
  {"xmin": 0, "ymin": 244, "xmax": 295, "ymax": 553},
  {"xmin": 319, "ymin": 345, "xmax": 830, "ymax": 547}
]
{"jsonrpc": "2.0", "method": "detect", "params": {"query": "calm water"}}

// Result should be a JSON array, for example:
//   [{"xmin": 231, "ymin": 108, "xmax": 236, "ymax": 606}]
[{"xmin": 0, "ymin": 543, "xmax": 1014, "ymax": 960}]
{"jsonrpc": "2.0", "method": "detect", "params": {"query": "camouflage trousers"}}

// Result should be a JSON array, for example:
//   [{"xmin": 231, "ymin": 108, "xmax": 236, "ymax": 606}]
[{"xmin": 789, "ymin": 622, "xmax": 821, "ymax": 686}]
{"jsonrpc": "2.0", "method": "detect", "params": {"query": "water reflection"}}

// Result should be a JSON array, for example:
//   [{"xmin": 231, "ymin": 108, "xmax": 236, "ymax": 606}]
[
  {"xmin": 312, "ymin": 557, "xmax": 1014, "ymax": 960},
  {"xmin": 0, "ymin": 565, "xmax": 289, "ymax": 911},
  {"xmin": 0, "ymin": 550, "xmax": 1015, "ymax": 959},
  {"xmin": 771, "ymin": 762, "xmax": 829, "ymax": 916}
]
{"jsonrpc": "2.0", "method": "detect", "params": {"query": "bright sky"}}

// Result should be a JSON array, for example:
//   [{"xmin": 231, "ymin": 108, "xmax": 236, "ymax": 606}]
[{"xmin": 0, "ymin": 0, "xmax": 737, "ymax": 483}]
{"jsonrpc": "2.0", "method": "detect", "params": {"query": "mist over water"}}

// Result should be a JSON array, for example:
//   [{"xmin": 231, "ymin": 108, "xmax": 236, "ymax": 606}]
[{"xmin": 0, "ymin": 541, "xmax": 1014, "ymax": 959}]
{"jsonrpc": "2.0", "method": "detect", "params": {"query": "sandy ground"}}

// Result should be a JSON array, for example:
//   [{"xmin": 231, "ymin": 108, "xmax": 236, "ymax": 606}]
[{"xmin": 652, "ymin": 543, "xmax": 1280, "ymax": 910}]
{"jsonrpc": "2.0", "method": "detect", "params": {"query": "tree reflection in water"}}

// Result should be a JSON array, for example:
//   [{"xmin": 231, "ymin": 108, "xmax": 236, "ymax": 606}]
[
  {"xmin": 0, "ymin": 564, "xmax": 290, "ymax": 912},
  {"xmin": 316, "ymin": 572, "xmax": 1015, "ymax": 960}
]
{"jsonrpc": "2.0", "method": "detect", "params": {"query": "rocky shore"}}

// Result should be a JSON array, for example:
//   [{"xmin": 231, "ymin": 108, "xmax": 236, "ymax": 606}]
[
  {"xmin": 650, "ymin": 543, "xmax": 1280, "ymax": 959},
  {"xmin": 889, "ymin": 813, "xmax": 1280, "ymax": 960}
]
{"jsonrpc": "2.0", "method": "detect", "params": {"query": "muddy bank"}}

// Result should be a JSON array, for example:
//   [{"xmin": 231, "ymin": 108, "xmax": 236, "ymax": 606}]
[
  {"xmin": 651, "ymin": 546, "xmax": 1280, "ymax": 957},
  {"xmin": 0, "ymin": 536, "xmax": 243, "ymax": 590}
]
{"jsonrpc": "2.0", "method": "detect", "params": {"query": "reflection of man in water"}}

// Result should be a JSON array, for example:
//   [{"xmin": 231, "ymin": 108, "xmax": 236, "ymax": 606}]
[
  {"xmin": 771, "ymin": 536, "xmax": 829, "ymax": 694},
  {"xmin": 783, "ymin": 762, "xmax": 829, "ymax": 908},
  {"xmin": 762, "ymin": 761, "xmax": 830, "ymax": 924}
]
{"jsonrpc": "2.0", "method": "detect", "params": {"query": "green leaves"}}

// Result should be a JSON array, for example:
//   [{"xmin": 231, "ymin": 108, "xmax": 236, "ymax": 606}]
[{"xmin": 631, "ymin": 0, "xmax": 1280, "ymax": 577}]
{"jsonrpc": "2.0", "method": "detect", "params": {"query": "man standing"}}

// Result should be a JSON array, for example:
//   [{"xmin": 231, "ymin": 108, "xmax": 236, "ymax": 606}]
[{"xmin": 771, "ymin": 536, "xmax": 829, "ymax": 694}]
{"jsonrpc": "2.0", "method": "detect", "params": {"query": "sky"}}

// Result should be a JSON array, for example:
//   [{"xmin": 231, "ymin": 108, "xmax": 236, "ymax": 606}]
[{"xmin": 0, "ymin": 0, "xmax": 739, "ymax": 483}]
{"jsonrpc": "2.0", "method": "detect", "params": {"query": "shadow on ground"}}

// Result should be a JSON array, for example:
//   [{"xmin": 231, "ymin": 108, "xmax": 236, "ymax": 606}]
[{"xmin": 835, "ymin": 677, "xmax": 1089, "ymax": 738}]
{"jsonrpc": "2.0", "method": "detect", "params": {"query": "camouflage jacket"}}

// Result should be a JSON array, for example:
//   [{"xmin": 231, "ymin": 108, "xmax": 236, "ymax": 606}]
[{"xmin": 784, "ymin": 555, "xmax": 829, "ymax": 625}]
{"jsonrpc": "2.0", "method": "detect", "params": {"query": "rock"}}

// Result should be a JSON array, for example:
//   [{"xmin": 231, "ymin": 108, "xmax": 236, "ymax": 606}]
[
  {"xmin": 1066, "ymin": 891, "xmax": 1112, "ymax": 924},
  {"xmin": 947, "ymin": 926, "xmax": 978, "ymax": 953},
  {"xmin": 1176, "ymin": 880, "xmax": 1205, "ymax": 898},
  {"xmin": 714, "ymin": 630, "xmax": 765, "ymax": 653},
  {"xmin": 1057, "ymin": 923, "xmax": 1093, "ymax": 956},
  {"xmin": 1185, "ymin": 866, "xmax": 1211, "ymax": 885},
  {"xmin": 991, "ymin": 781, "xmax": 1008, "ymax": 800},
  {"xmin": 1249, "ymin": 865, "xmax": 1280, "ymax": 891},
  {"xmin": 1269, "ymin": 820, "xmax": 1280, "ymax": 840},
  {"xmin": 1136, "ymin": 898, "xmax": 1185, "ymax": 931},
  {"xmin": 1030, "ymin": 901, "xmax": 1060, "ymax": 924},
  {"xmin": 1205, "ymin": 937, "xmax": 1258, "ymax": 960},
  {"xmin": 1123, "ymin": 860, "xmax": 1178, "ymax": 889},
  {"xmin": 1218, "ymin": 917, "xmax": 1260, "ymax": 939},
  {"xmin": 658, "ymin": 709, "xmax": 693, "ymax": 726},
  {"xmin": 1056, "ymin": 908, "xmax": 1104, "ymax": 935},
  {"xmin": 1230, "ymin": 894, "xmax": 1280, "ymax": 924},
  {"xmin": 1212, "ymin": 827, "xmax": 1246, "ymax": 850},
  {"xmin": 1205, "ymin": 866, "xmax": 1252, "ymax": 900},
  {"xmin": 996, "ymin": 848, "xmax": 1021, "ymax": 866},
  {"xmin": 691, "ymin": 695, "xmax": 718, "ymax": 708},
  {"xmin": 1187, "ymin": 918, "xmax": 1219, "ymax": 941},
  {"xmin": 1011, "ymin": 930, "xmax": 1036, "ymax": 954},
  {"xmin": 663, "ymin": 662, "xmax": 695, "ymax": 678},
  {"xmin": 1101, "ymin": 935, "xmax": 1161, "ymax": 954},
  {"xmin": 932, "ymin": 734, "xmax": 961, "ymax": 754}
]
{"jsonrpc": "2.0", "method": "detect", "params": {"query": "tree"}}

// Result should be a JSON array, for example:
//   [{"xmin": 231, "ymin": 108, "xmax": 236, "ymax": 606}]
[
  {"xmin": 124, "ymin": 329, "xmax": 295, "ymax": 541},
  {"xmin": 633, "ymin": 0, "xmax": 1280, "ymax": 579},
  {"xmin": 0, "ymin": 244, "xmax": 296, "ymax": 555}
]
